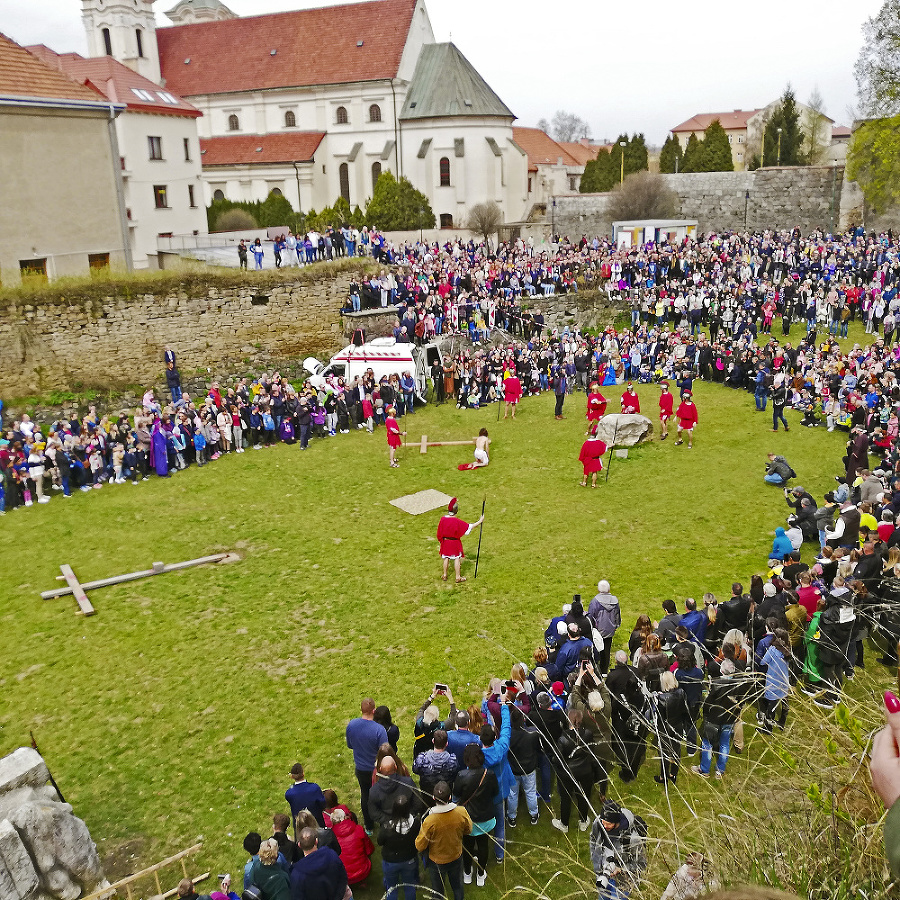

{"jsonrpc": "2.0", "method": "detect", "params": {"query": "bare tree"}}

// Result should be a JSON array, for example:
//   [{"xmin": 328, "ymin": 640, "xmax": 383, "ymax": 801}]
[
  {"xmin": 855, "ymin": 0, "xmax": 900, "ymax": 116},
  {"xmin": 606, "ymin": 171, "xmax": 679, "ymax": 222},
  {"xmin": 466, "ymin": 201, "xmax": 503, "ymax": 250},
  {"xmin": 548, "ymin": 110, "xmax": 591, "ymax": 142},
  {"xmin": 536, "ymin": 117, "xmax": 551, "ymax": 133},
  {"xmin": 802, "ymin": 87, "xmax": 829, "ymax": 164}
]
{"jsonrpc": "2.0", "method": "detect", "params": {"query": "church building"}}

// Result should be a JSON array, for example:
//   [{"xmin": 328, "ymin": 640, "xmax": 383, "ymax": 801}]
[{"xmin": 80, "ymin": 0, "xmax": 529, "ymax": 229}]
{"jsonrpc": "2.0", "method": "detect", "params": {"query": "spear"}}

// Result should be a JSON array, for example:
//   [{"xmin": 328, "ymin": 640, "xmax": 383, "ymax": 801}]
[
  {"xmin": 605, "ymin": 416, "xmax": 620, "ymax": 483},
  {"xmin": 474, "ymin": 497, "xmax": 487, "ymax": 579}
]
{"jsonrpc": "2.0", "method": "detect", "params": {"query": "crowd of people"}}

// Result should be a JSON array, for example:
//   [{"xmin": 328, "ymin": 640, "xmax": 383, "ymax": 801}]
[
  {"xmin": 5, "ymin": 224, "xmax": 900, "ymax": 897},
  {"xmin": 4, "ymin": 223, "xmax": 900, "ymax": 511}
]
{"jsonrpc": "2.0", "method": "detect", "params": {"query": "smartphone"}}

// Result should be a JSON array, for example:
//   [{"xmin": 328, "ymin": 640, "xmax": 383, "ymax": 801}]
[
  {"xmin": 434, "ymin": 683, "xmax": 449, "ymax": 694},
  {"xmin": 500, "ymin": 685, "xmax": 508, "ymax": 696}
]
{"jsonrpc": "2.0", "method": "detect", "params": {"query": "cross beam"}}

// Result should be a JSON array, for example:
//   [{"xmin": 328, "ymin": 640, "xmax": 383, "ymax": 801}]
[
  {"xmin": 401, "ymin": 434, "xmax": 477, "ymax": 454},
  {"xmin": 42, "ymin": 553, "xmax": 239, "ymax": 614}
]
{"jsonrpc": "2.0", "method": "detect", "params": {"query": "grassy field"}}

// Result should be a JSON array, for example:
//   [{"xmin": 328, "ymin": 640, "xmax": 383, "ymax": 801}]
[{"xmin": 0, "ymin": 365, "xmax": 892, "ymax": 898}]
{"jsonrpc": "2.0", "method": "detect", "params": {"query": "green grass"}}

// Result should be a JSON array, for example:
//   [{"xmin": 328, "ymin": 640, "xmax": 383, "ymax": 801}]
[{"xmin": 0, "ymin": 378, "xmax": 892, "ymax": 898}]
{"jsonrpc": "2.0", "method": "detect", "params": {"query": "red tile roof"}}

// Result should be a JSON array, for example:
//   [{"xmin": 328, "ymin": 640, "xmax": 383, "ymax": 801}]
[
  {"xmin": 0, "ymin": 32, "xmax": 105, "ymax": 104},
  {"xmin": 558, "ymin": 140, "xmax": 612, "ymax": 166},
  {"xmin": 157, "ymin": 0, "xmax": 417, "ymax": 96},
  {"xmin": 831, "ymin": 125, "xmax": 852, "ymax": 138},
  {"xmin": 512, "ymin": 127, "xmax": 580, "ymax": 172},
  {"xmin": 200, "ymin": 132, "xmax": 326, "ymax": 165},
  {"xmin": 670, "ymin": 109, "xmax": 762, "ymax": 134},
  {"xmin": 26, "ymin": 45, "xmax": 200, "ymax": 117}
]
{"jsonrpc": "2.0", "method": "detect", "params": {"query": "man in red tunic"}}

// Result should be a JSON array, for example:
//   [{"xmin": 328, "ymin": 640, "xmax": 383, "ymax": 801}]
[
  {"xmin": 586, "ymin": 383, "xmax": 607, "ymax": 434},
  {"xmin": 437, "ymin": 498, "xmax": 484, "ymax": 583},
  {"xmin": 658, "ymin": 381, "xmax": 674, "ymax": 440},
  {"xmin": 503, "ymin": 373, "xmax": 522, "ymax": 419},
  {"xmin": 620, "ymin": 382, "xmax": 640, "ymax": 414},
  {"xmin": 674, "ymin": 390, "xmax": 698, "ymax": 449},
  {"xmin": 578, "ymin": 423, "xmax": 607, "ymax": 488}
]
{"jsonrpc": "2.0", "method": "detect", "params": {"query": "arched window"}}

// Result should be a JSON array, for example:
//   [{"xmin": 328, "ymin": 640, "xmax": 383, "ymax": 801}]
[
  {"xmin": 284, "ymin": 110, "xmax": 296, "ymax": 128},
  {"xmin": 440, "ymin": 213, "xmax": 453, "ymax": 228},
  {"xmin": 371, "ymin": 161, "xmax": 382, "ymax": 191},
  {"xmin": 135, "ymin": 29, "xmax": 144, "ymax": 58},
  {"xmin": 339, "ymin": 163, "xmax": 350, "ymax": 202},
  {"xmin": 271, "ymin": 187, "xmax": 283, "ymax": 196},
  {"xmin": 102, "ymin": 27, "xmax": 112, "ymax": 56},
  {"xmin": 213, "ymin": 189, "xmax": 225, "ymax": 201},
  {"xmin": 439, "ymin": 156, "xmax": 450, "ymax": 187},
  {"xmin": 227, "ymin": 114, "xmax": 240, "ymax": 131},
  {"xmin": 336, "ymin": 106, "xmax": 348, "ymax": 124},
  {"xmin": 369, "ymin": 104, "xmax": 382, "ymax": 123}
]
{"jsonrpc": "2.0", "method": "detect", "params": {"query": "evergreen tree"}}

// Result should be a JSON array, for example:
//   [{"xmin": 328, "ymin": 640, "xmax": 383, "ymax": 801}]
[
  {"xmin": 682, "ymin": 133, "xmax": 703, "ymax": 172},
  {"xmin": 365, "ymin": 171, "xmax": 435, "ymax": 231},
  {"xmin": 580, "ymin": 147, "xmax": 617, "ymax": 192},
  {"xmin": 763, "ymin": 86, "xmax": 805, "ymax": 166},
  {"xmin": 699, "ymin": 119, "xmax": 734, "ymax": 172},
  {"xmin": 659, "ymin": 134, "xmax": 684, "ymax": 173},
  {"xmin": 625, "ymin": 133, "xmax": 649, "ymax": 175}
]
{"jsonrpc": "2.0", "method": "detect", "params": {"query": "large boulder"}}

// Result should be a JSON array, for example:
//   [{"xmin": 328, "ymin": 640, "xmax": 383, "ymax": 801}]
[
  {"xmin": 0, "ymin": 818, "xmax": 39, "ymax": 900},
  {"xmin": 0, "ymin": 748, "xmax": 108, "ymax": 900},
  {"xmin": 595, "ymin": 413, "xmax": 653, "ymax": 447},
  {"xmin": 7, "ymin": 801, "xmax": 106, "ymax": 900},
  {"xmin": 0, "ymin": 748, "xmax": 51, "ymax": 794}
]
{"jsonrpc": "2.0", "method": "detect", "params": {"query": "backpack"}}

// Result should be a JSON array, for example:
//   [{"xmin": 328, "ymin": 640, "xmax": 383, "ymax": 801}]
[{"xmin": 620, "ymin": 809, "xmax": 648, "ymax": 873}]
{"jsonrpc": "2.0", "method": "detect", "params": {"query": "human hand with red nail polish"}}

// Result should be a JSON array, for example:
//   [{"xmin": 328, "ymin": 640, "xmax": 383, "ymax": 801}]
[{"xmin": 871, "ymin": 691, "xmax": 900, "ymax": 809}]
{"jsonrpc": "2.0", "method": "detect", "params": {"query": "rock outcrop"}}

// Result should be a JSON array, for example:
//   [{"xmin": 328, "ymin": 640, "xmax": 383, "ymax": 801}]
[{"xmin": 0, "ymin": 748, "xmax": 108, "ymax": 900}]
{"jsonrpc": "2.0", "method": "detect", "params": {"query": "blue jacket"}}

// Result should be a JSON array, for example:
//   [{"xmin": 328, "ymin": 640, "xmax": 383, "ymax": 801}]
[
  {"xmin": 680, "ymin": 610, "xmax": 708, "ymax": 644},
  {"xmin": 481, "ymin": 703, "xmax": 514, "ymax": 800},
  {"xmin": 555, "ymin": 637, "xmax": 593, "ymax": 678},
  {"xmin": 771, "ymin": 527, "xmax": 794, "ymax": 559},
  {"xmin": 446, "ymin": 728, "xmax": 480, "ymax": 760},
  {"xmin": 285, "ymin": 780, "xmax": 326, "ymax": 826}
]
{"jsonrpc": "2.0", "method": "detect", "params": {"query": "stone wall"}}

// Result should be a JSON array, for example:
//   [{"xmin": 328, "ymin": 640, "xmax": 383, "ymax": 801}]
[
  {"xmin": 553, "ymin": 166, "xmax": 848, "ymax": 237},
  {"xmin": 0, "ymin": 264, "xmax": 372, "ymax": 398}
]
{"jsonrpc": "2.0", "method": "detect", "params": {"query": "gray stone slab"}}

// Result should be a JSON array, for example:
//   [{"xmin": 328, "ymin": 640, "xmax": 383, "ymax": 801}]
[
  {"xmin": 0, "ymin": 749, "xmax": 50, "ymax": 794},
  {"xmin": 0, "ymin": 818, "xmax": 39, "ymax": 899},
  {"xmin": 389, "ymin": 489, "xmax": 454, "ymax": 516}
]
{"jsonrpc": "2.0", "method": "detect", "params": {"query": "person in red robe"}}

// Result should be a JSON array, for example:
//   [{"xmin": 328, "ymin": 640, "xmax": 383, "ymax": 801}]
[
  {"xmin": 578, "ymin": 424, "xmax": 607, "ymax": 488},
  {"xmin": 620, "ymin": 382, "xmax": 641, "ymax": 414},
  {"xmin": 658, "ymin": 381, "xmax": 674, "ymax": 440},
  {"xmin": 586, "ymin": 383, "xmax": 608, "ymax": 434},
  {"xmin": 674, "ymin": 390, "xmax": 698, "ymax": 448},
  {"xmin": 503, "ymin": 373, "xmax": 522, "ymax": 419},
  {"xmin": 437, "ymin": 497, "xmax": 484, "ymax": 583},
  {"xmin": 385, "ymin": 407, "xmax": 405, "ymax": 468}
]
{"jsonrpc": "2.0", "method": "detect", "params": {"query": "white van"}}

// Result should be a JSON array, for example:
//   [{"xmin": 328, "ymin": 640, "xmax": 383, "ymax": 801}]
[{"xmin": 303, "ymin": 337, "xmax": 442, "ymax": 401}]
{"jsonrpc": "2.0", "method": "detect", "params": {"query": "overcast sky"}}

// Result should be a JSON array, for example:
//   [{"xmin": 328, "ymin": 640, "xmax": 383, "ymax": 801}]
[{"xmin": 0, "ymin": 0, "xmax": 879, "ymax": 143}]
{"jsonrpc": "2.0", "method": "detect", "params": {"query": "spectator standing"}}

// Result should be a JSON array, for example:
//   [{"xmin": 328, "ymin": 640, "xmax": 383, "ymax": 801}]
[
  {"xmin": 588, "ymin": 579, "xmax": 621, "ymax": 674},
  {"xmin": 346, "ymin": 699, "xmax": 388, "ymax": 834},
  {"xmin": 414, "ymin": 781, "xmax": 472, "ymax": 900}
]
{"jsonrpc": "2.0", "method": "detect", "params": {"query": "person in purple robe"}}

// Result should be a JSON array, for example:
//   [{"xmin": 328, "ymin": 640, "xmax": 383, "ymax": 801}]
[{"xmin": 150, "ymin": 415, "xmax": 170, "ymax": 477}]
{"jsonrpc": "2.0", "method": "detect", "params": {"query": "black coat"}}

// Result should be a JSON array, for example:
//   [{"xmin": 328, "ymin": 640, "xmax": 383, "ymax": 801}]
[{"xmin": 453, "ymin": 766, "xmax": 499, "ymax": 824}]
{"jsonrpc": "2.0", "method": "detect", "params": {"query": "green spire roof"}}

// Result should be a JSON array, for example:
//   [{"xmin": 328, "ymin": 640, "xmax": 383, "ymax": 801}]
[{"xmin": 400, "ymin": 43, "xmax": 514, "ymax": 120}]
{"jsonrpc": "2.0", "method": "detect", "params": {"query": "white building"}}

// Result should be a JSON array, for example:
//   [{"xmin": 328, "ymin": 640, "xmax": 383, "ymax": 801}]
[
  {"xmin": 29, "ymin": 43, "xmax": 208, "ymax": 269},
  {"xmin": 77, "ymin": 0, "xmax": 528, "ymax": 228}
]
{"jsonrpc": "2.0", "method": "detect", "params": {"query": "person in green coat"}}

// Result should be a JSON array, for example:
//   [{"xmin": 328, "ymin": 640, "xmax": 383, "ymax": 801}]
[
  {"xmin": 801, "ymin": 604, "xmax": 826, "ymax": 701},
  {"xmin": 250, "ymin": 839, "xmax": 290, "ymax": 900}
]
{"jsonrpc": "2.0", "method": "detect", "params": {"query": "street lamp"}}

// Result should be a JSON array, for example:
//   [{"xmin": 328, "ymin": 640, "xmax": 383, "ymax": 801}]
[
  {"xmin": 551, "ymin": 197, "xmax": 556, "ymax": 243},
  {"xmin": 744, "ymin": 189, "xmax": 750, "ymax": 228},
  {"xmin": 619, "ymin": 139, "xmax": 627, "ymax": 184},
  {"xmin": 776, "ymin": 127, "xmax": 783, "ymax": 166}
]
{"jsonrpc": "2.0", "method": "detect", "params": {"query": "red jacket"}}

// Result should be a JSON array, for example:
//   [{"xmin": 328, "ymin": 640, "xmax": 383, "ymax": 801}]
[{"xmin": 331, "ymin": 818, "xmax": 373, "ymax": 884}]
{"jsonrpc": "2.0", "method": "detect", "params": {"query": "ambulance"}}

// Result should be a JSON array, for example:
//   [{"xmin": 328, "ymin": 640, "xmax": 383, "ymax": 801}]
[{"xmin": 303, "ymin": 336, "xmax": 442, "ymax": 401}]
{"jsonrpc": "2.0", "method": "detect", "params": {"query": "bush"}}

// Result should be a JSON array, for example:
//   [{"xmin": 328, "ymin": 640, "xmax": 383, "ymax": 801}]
[
  {"xmin": 607, "ymin": 171, "xmax": 679, "ymax": 221},
  {"xmin": 466, "ymin": 201, "xmax": 503, "ymax": 248},
  {"xmin": 214, "ymin": 208, "xmax": 258, "ymax": 233}
]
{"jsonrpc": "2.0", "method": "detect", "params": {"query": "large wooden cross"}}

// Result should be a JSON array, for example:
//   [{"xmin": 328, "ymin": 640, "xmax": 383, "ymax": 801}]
[
  {"xmin": 402, "ymin": 434, "xmax": 477, "ymax": 454},
  {"xmin": 42, "ymin": 553, "xmax": 239, "ymax": 616}
]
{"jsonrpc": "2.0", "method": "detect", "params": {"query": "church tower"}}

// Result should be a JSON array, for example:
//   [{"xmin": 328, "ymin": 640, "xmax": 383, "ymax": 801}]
[{"xmin": 81, "ymin": 0, "xmax": 161, "ymax": 85}]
